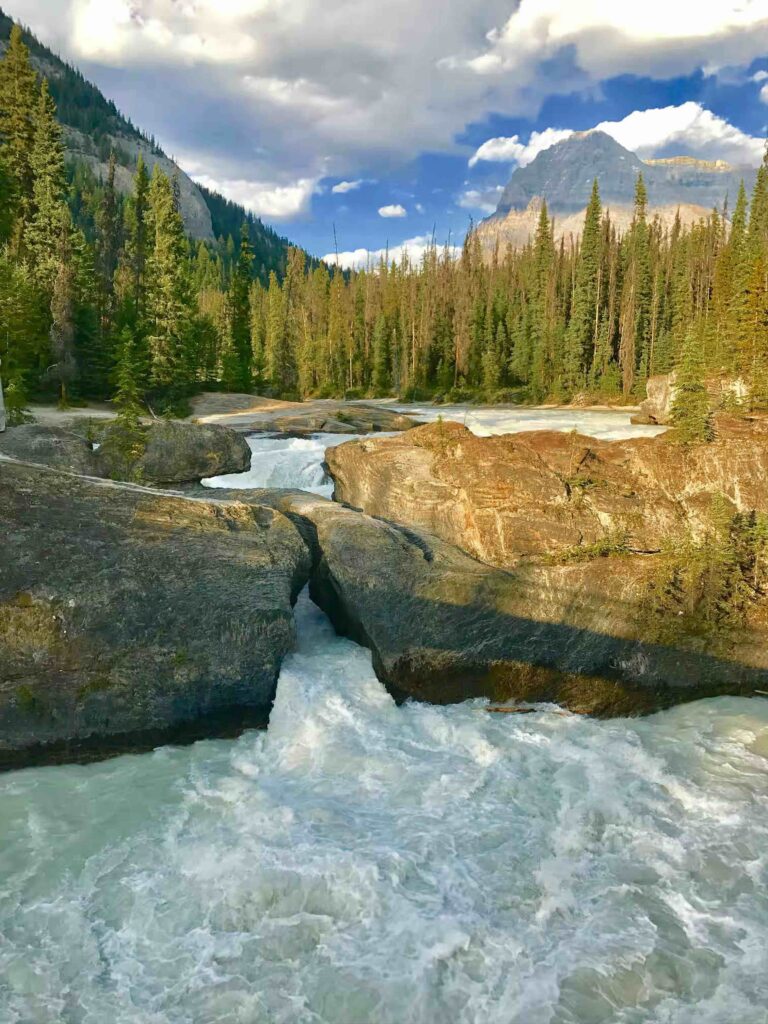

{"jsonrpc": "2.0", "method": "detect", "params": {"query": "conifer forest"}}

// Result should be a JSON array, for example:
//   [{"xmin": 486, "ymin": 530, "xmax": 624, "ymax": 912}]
[{"xmin": 3, "ymin": 23, "xmax": 768, "ymax": 431}]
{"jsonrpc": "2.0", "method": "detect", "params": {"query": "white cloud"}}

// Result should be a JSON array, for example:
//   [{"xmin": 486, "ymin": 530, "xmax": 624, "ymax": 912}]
[
  {"xmin": 18, "ymin": 0, "xmax": 768, "ymax": 226},
  {"xmin": 595, "ymin": 102, "xmax": 765, "ymax": 165},
  {"xmin": 469, "ymin": 128, "xmax": 573, "ymax": 167},
  {"xmin": 323, "ymin": 235, "xmax": 460, "ymax": 270},
  {"xmin": 189, "ymin": 172, "xmax": 319, "ymax": 219},
  {"xmin": 753, "ymin": 70, "xmax": 768, "ymax": 82},
  {"xmin": 467, "ymin": 103, "xmax": 766, "ymax": 176},
  {"xmin": 332, "ymin": 179, "xmax": 366, "ymax": 194},
  {"xmin": 378, "ymin": 204, "xmax": 407, "ymax": 218},
  {"xmin": 453, "ymin": 1, "xmax": 768, "ymax": 82},
  {"xmin": 457, "ymin": 186, "xmax": 504, "ymax": 215}
]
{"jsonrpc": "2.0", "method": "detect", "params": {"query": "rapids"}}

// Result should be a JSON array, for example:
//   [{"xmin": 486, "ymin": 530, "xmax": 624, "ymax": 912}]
[{"xmin": 2, "ymin": 408, "xmax": 766, "ymax": 1024}]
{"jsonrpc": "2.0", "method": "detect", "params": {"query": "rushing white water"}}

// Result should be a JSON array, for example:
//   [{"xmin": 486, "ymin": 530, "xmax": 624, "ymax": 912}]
[
  {"xmin": 203, "ymin": 434, "xmax": 363, "ymax": 498},
  {"xmin": 391, "ymin": 404, "xmax": 667, "ymax": 440},
  {"xmin": 1, "ymin": 591, "xmax": 767, "ymax": 1023}
]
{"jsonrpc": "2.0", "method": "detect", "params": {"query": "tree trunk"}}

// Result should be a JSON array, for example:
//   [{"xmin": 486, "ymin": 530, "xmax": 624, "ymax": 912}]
[{"xmin": 0, "ymin": 363, "xmax": 6, "ymax": 433}]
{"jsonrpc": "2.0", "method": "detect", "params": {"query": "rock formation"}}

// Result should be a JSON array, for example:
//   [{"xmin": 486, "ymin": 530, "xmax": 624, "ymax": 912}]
[
  {"xmin": 202, "ymin": 488, "xmax": 768, "ymax": 717},
  {"xmin": 189, "ymin": 393, "xmax": 418, "ymax": 435},
  {"xmin": 0, "ymin": 420, "xmax": 252, "ymax": 484},
  {"xmin": 96, "ymin": 419, "xmax": 252, "ymax": 484},
  {"xmin": 0, "ymin": 461, "xmax": 310, "ymax": 769},
  {"xmin": 327, "ymin": 419, "xmax": 768, "ymax": 566}
]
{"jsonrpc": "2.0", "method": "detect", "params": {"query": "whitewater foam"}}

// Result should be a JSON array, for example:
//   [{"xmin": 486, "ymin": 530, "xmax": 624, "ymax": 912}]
[
  {"xmin": 1, "ymin": 592, "xmax": 767, "ymax": 1023},
  {"xmin": 202, "ymin": 433, "xmax": 363, "ymax": 497},
  {"xmin": 392, "ymin": 404, "xmax": 667, "ymax": 440}
]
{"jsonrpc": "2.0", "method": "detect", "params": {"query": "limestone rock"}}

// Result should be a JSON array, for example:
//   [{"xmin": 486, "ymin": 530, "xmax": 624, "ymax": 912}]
[
  {"xmin": 326, "ymin": 419, "xmax": 768, "ymax": 567},
  {"xmin": 251, "ymin": 492, "xmax": 768, "ymax": 716},
  {"xmin": 97, "ymin": 420, "xmax": 252, "ymax": 484},
  {"xmin": 0, "ymin": 461, "xmax": 310, "ymax": 769},
  {"xmin": 189, "ymin": 393, "xmax": 418, "ymax": 435},
  {"xmin": 0, "ymin": 424, "xmax": 98, "ymax": 474}
]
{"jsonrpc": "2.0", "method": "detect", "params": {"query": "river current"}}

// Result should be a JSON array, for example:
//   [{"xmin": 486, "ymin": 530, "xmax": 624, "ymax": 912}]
[{"xmin": 2, "ymin": 408, "xmax": 766, "ymax": 1024}]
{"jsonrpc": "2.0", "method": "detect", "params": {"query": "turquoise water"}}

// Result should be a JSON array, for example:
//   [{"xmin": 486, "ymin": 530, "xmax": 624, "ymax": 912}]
[{"xmin": 2, "ymin": 593, "xmax": 767, "ymax": 1023}]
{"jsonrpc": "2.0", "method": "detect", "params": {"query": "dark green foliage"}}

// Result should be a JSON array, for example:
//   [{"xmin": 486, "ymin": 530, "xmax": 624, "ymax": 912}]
[
  {"xmin": 671, "ymin": 331, "xmax": 714, "ymax": 443},
  {"xmin": 222, "ymin": 223, "xmax": 254, "ymax": 391},
  {"xmin": 3, "ymin": 370, "xmax": 31, "ymax": 423},
  {"xmin": 646, "ymin": 497, "xmax": 768, "ymax": 650}
]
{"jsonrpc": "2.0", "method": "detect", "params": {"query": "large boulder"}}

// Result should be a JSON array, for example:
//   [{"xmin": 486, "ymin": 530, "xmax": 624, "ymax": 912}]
[
  {"xmin": 97, "ymin": 419, "xmax": 251, "ymax": 484},
  {"xmin": 248, "ymin": 493, "xmax": 768, "ymax": 717},
  {"xmin": 327, "ymin": 419, "xmax": 768, "ymax": 567},
  {"xmin": 634, "ymin": 373, "xmax": 751, "ymax": 425},
  {"xmin": 634, "ymin": 373, "xmax": 676, "ymax": 425},
  {"xmin": 189, "ymin": 393, "xmax": 418, "ymax": 435},
  {"xmin": 0, "ymin": 423, "xmax": 98, "ymax": 474},
  {"xmin": 0, "ymin": 461, "xmax": 310, "ymax": 769}
]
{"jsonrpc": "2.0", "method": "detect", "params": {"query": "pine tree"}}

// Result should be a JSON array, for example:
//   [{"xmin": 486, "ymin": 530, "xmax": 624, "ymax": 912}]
[
  {"xmin": 223, "ymin": 223, "xmax": 254, "ymax": 391},
  {"xmin": 48, "ymin": 209, "xmax": 77, "ymax": 406},
  {"xmin": 529, "ymin": 201, "xmax": 556, "ymax": 399},
  {"xmin": 25, "ymin": 79, "xmax": 67, "ymax": 291},
  {"xmin": 113, "ymin": 327, "xmax": 144, "ymax": 424},
  {"xmin": 146, "ymin": 166, "xmax": 194, "ymax": 394},
  {"xmin": 619, "ymin": 174, "xmax": 652, "ymax": 396},
  {"xmin": 0, "ymin": 24, "xmax": 38, "ymax": 221},
  {"xmin": 671, "ymin": 330, "xmax": 714, "ymax": 443},
  {"xmin": 265, "ymin": 269, "xmax": 290, "ymax": 394},
  {"xmin": 0, "ymin": 153, "xmax": 12, "ymax": 241},
  {"xmin": 562, "ymin": 179, "xmax": 601, "ymax": 395},
  {"xmin": 371, "ymin": 313, "xmax": 391, "ymax": 395}
]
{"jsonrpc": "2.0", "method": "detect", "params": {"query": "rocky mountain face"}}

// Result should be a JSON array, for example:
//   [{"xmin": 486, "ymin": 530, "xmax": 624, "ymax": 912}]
[
  {"xmin": 66, "ymin": 127, "xmax": 215, "ymax": 241},
  {"xmin": 480, "ymin": 130, "xmax": 757, "ymax": 250},
  {"xmin": 0, "ymin": 12, "xmax": 215, "ymax": 241}
]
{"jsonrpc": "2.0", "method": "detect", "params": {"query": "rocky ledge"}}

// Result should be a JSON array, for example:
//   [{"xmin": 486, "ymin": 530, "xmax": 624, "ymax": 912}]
[
  {"xmin": 203, "ymin": 488, "xmax": 768, "ymax": 717},
  {"xmin": 313, "ymin": 419, "xmax": 768, "ymax": 713},
  {"xmin": 188, "ymin": 392, "xmax": 418, "ymax": 435},
  {"xmin": 327, "ymin": 418, "xmax": 768, "ymax": 566},
  {"xmin": 0, "ymin": 461, "xmax": 309, "ymax": 769},
  {"xmin": 0, "ymin": 420, "xmax": 251, "ymax": 484}
]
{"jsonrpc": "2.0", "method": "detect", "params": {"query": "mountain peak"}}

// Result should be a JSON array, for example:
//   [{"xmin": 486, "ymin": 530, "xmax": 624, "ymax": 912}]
[{"xmin": 492, "ymin": 129, "xmax": 756, "ymax": 221}]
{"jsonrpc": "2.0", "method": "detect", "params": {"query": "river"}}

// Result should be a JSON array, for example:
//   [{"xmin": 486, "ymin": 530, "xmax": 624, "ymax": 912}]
[{"xmin": 2, "ymin": 408, "xmax": 766, "ymax": 1024}]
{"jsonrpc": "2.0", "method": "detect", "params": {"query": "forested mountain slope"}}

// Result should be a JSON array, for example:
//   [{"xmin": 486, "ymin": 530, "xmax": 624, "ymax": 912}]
[{"xmin": 0, "ymin": 7, "xmax": 300, "ymax": 279}]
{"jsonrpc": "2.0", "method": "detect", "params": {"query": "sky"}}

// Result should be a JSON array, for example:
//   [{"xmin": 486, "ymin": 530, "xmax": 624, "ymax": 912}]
[{"xmin": 7, "ymin": 1, "xmax": 768, "ymax": 266}]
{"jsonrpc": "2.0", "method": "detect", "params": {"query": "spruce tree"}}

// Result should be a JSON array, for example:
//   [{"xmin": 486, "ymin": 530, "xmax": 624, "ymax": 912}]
[
  {"xmin": 0, "ymin": 153, "xmax": 12, "ymax": 241},
  {"xmin": 113, "ymin": 327, "xmax": 144, "ymax": 424},
  {"xmin": 265, "ymin": 270, "xmax": 290, "ymax": 394},
  {"xmin": 371, "ymin": 313, "xmax": 391, "ymax": 395},
  {"xmin": 25, "ymin": 79, "xmax": 67, "ymax": 291},
  {"xmin": 0, "ymin": 24, "xmax": 37, "ymax": 221},
  {"xmin": 563, "ymin": 179, "xmax": 601, "ymax": 395},
  {"xmin": 671, "ymin": 330, "xmax": 714, "ymax": 444},
  {"xmin": 529, "ymin": 201, "xmax": 555, "ymax": 400},
  {"xmin": 619, "ymin": 174, "xmax": 652, "ymax": 396},
  {"xmin": 146, "ymin": 166, "xmax": 194, "ymax": 395},
  {"xmin": 223, "ymin": 223, "xmax": 254, "ymax": 391},
  {"xmin": 128, "ymin": 154, "xmax": 150, "ymax": 331},
  {"xmin": 48, "ymin": 209, "xmax": 77, "ymax": 406}
]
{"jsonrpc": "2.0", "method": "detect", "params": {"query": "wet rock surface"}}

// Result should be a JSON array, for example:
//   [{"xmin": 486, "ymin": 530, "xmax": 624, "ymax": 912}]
[{"xmin": 189, "ymin": 393, "xmax": 418, "ymax": 435}]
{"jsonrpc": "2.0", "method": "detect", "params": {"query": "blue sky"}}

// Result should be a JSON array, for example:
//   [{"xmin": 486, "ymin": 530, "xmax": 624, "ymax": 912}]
[{"xmin": 8, "ymin": 2, "xmax": 768, "ymax": 264}]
